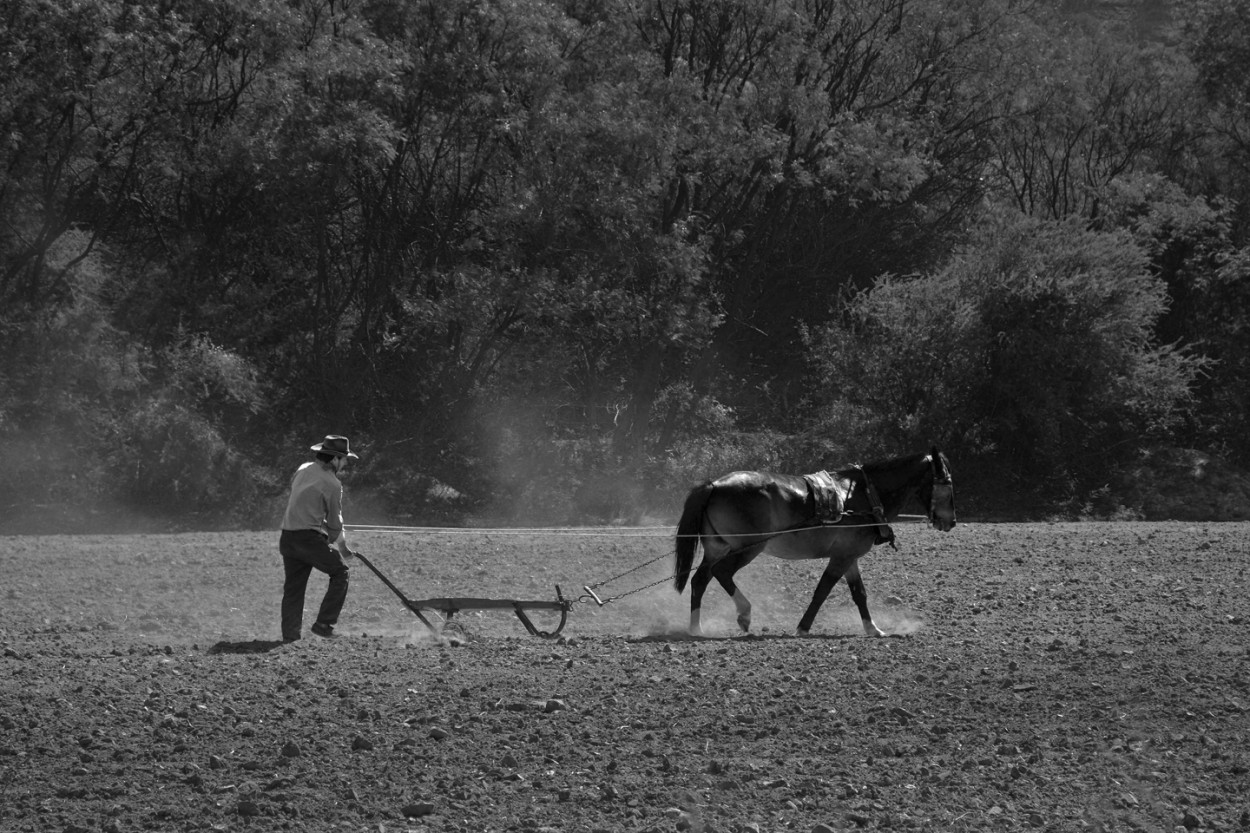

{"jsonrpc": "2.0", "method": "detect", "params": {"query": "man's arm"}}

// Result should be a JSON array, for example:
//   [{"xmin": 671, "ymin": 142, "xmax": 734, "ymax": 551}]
[
  {"xmin": 324, "ymin": 481, "xmax": 355, "ymax": 559},
  {"xmin": 328, "ymin": 529, "xmax": 354, "ymax": 559}
]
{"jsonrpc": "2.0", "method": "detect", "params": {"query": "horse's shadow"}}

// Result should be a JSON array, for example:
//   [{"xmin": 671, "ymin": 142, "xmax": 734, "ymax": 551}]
[{"xmin": 207, "ymin": 639, "xmax": 287, "ymax": 655}]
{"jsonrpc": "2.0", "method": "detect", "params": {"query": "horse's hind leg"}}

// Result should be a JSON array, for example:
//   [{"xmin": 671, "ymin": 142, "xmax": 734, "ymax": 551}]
[
  {"xmin": 712, "ymin": 552, "xmax": 757, "ymax": 633},
  {"xmin": 845, "ymin": 561, "xmax": 885, "ymax": 637},
  {"xmin": 688, "ymin": 559, "xmax": 715, "ymax": 637},
  {"xmin": 689, "ymin": 550, "xmax": 757, "ymax": 636}
]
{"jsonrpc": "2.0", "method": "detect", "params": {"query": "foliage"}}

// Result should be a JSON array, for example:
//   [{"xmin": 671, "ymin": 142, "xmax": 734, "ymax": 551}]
[
  {"xmin": 0, "ymin": 229, "xmax": 273, "ymax": 527},
  {"xmin": 1112, "ymin": 447, "xmax": 1250, "ymax": 521},
  {"xmin": 985, "ymin": 12, "xmax": 1194, "ymax": 220},
  {"xmin": 1, "ymin": 0, "xmax": 1248, "ymax": 529},
  {"xmin": 806, "ymin": 211, "xmax": 1204, "ymax": 508},
  {"xmin": 113, "ymin": 397, "xmax": 276, "ymax": 523},
  {"xmin": 0, "ymin": 231, "xmax": 138, "ymax": 513}
]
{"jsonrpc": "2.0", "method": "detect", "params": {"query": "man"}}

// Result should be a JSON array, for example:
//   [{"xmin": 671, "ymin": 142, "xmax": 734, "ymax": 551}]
[{"xmin": 279, "ymin": 435, "xmax": 359, "ymax": 641}]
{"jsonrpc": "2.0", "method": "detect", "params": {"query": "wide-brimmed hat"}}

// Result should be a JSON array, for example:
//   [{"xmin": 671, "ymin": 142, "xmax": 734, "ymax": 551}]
[{"xmin": 310, "ymin": 435, "xmax": 359, "ymax": 459}]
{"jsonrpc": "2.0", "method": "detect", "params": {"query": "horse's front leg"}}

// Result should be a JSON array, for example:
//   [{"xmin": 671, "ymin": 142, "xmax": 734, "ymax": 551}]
[{"xmin": 845, "ymin": 561, "xmax": 885, "ymax": 637}]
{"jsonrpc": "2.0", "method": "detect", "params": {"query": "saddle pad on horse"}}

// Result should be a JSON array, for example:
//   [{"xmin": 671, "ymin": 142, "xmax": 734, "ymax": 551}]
[{"xmin": 802, "ymin": 470, "xmax": 855, "ymax": 523}]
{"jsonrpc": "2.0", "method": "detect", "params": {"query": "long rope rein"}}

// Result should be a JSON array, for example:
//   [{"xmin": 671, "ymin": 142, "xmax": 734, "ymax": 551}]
[
  {"xmin": 346, "ymin": 516, "xmax": 924, "ymax": 537},
  {"xmin": 346, "ymin": 515, "xmax": 927, "ymax": 608}
]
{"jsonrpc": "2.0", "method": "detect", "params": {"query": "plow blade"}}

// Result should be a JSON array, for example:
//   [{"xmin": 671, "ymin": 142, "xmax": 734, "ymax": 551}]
[{"xmin": 356, "ymin": 552, "xmax": 571, "ymax": 639}]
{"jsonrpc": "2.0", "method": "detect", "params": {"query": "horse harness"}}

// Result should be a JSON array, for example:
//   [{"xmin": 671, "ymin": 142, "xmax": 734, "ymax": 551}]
[
  {"xmin": 853, "ymin": 464, "xmax": 896, "ymax": 548},
  {"xmin": 801, "ymin": 466, "xmax": 895, "ymax": 548}
]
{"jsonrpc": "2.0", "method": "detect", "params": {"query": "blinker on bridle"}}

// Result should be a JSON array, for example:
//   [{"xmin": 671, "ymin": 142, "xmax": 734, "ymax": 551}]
[{"xmin": 927, "ymin": 455, "xmax": 953, "ymax": 523}]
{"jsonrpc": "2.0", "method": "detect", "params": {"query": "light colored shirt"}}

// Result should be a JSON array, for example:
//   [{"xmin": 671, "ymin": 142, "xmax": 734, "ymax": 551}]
[{"xmin": 281, "ymin": 461, "xmax": 344, "ymax": 539}]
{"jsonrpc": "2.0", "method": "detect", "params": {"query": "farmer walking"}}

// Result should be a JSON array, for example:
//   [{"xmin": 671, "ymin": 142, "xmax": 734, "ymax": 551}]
[{"xmin": 279, "ymin": 435, "xmax": 359, "ymax": 641}]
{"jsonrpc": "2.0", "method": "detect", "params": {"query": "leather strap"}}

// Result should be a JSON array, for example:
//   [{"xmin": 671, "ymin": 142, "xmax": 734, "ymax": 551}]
[{"xmin": 854, "ymin": 464, "xmax": 896, "ymax": 549}]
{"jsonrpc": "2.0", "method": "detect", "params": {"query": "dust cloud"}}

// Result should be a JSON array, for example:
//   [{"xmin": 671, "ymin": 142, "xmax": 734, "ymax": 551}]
[{"xmin": 587, "ymin": 555, "xmax": 926, "ymax": 640}]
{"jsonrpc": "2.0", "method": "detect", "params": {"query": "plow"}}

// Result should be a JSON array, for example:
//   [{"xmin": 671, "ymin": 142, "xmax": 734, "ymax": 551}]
[
  {"xmin": 354, "ymin": 551, "xmax": 576, "ymax": 639},
  {"xmin": 346, "ymin": 512, "xmax": 930, "ymax": 640},
  {"xmin": 347, "ymin": 524, "xmax": 693, "ymax": 640}
]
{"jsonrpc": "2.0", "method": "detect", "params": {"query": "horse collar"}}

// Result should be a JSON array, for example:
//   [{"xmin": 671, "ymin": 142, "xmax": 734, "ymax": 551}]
[{"xmin": 853, "ymin": 465, "xmax": 897, "ymax": 549}]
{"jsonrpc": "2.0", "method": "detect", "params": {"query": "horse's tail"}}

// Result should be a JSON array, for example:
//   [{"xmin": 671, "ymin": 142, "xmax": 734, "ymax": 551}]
[{"xmin": 675, "ymin": 481, "xmax": 714, "ymax": 593}]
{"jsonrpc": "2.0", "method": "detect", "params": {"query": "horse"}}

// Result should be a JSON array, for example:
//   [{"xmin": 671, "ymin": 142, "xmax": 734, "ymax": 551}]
[{"xmin": 674, "ymin": 447, "xmax": 955, "ymax": 637}]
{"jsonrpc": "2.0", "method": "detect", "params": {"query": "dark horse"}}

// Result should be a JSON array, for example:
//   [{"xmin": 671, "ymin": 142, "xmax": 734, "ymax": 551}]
[{"xmin": 675, "ymin": 448, "xmax": 955, "ymax": 636}]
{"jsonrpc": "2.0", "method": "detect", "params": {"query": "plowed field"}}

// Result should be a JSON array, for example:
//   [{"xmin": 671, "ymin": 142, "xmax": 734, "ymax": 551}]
[{"xmin": 2, "ymin": 521, "xmax": 1248, "ymax": 832}]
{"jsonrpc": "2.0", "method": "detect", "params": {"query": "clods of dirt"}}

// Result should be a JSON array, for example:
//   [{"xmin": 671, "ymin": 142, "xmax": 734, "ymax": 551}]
[{"xmin": 2, "ymin": 522, "xmax": 1248, "ymax": 831}]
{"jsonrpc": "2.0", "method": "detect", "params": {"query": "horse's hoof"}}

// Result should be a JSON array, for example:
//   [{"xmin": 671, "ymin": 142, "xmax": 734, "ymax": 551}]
[
  {"xmin": 795, "ymin": 628, "xmax": 811, "ymax": 638},
  {"xmin": 737, "ymin": 615, "xmax": 751, "ymax": 633}
]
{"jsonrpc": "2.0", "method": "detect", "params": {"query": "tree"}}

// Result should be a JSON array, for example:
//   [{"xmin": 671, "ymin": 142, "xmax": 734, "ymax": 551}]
[
  {"xmin": 1096, "ymin": 174, "xmax": 1250, "ymax": 467},
  {"xmin": 1182, "ymin": 0, "xmax": 1250, "ymax": 240},
  {"xmin": 0, "ymin": 0, "xmax": 125, "ymax": 308},
  {"xmin": 631, "ymin": 0, "xmax": 1020, "ymax": 425},
  {"xmin": 806, "ymin": 210, "xmax": 1202, "ymax": 508},
  {"xmin": 985, "ymin": 10, "xmax": 1193, "ymax": 222}
]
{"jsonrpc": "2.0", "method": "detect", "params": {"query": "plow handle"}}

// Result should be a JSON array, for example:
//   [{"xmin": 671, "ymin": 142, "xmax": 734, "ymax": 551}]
[{"xmin": 354, "ymin": 552, "xmax": 437, "ymax": 632}]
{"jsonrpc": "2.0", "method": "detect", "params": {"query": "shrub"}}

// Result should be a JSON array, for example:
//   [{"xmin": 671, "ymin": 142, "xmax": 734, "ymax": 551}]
[
  {"xmin": 807, "ymin": 210, "xmax": 1204, "ymax": 505},
  {"xmin": 112, "ymin": 398, "xmax": 277, "ymax": 525}
]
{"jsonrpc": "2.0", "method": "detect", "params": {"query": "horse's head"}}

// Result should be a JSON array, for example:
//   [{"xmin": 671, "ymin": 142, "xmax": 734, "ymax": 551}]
[{"xmin": 922, "ymin": 447, "xmax": 956, "ymax": 532}]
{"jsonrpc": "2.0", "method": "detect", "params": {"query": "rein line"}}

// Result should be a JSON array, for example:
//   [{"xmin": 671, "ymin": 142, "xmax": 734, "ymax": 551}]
[
  {"xmin": 346, "ymin": 515, "xmax": 926, "ymax": 539},
  {"xmin": 347, "ymin": 515, "xmax": 929, "ymax": 608}
]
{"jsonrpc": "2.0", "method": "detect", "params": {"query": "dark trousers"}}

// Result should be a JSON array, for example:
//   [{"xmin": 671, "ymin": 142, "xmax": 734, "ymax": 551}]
[{"xmin": 279, "ymin": 529, "xmax": 350, "ymax": 641}]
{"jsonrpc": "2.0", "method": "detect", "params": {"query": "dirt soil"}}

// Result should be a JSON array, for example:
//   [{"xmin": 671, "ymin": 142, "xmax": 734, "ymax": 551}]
[{"xmin": 2, "ymin": 521, "xmax": 1248, "ymax": 833}]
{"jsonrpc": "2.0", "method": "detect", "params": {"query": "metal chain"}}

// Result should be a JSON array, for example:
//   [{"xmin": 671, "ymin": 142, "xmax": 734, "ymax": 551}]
[
  {"xmin": 573, "ymin": 515, "xmax": 907, "ymax": 607},
  {"xmin": 599, "ymin": 572, "xmax": 677, "ymax": 604},
  {"xmin": 575, "ymin": 550, "xmax": 678, "ymax": 607},
  {"xmin": 577, "ymin": 569, "xmax": 683, "ymax": 607},
  {"xmin": 584, "ymin": 550, "xmax": 670, "ymax": 591}
]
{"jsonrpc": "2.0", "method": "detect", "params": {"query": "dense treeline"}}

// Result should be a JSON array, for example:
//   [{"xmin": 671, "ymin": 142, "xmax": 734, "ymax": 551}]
[{"xmin": 2, "ymin": 0, "xmax": 1248, "ymax": 530}]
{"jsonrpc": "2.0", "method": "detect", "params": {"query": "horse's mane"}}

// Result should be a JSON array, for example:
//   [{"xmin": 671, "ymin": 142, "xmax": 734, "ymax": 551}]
[
  {"xmin": 834, "ymin": 451, "xmax": 929, "ymax": 479},
  {"xmin": 832, "ymin": 451, "xmax": 936, "ymax": 511}
]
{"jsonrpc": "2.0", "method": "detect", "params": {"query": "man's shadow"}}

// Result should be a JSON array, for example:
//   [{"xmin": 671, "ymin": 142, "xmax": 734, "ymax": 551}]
[{"xmin": 207, "ymin": 639, "xmax": 287, "ymax": 655}]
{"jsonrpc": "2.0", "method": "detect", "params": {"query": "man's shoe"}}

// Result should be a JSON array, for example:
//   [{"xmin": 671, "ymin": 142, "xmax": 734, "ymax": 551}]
[{"xmin": 310, "ymin": 622, "xmax": 338, "ymax": 639}]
